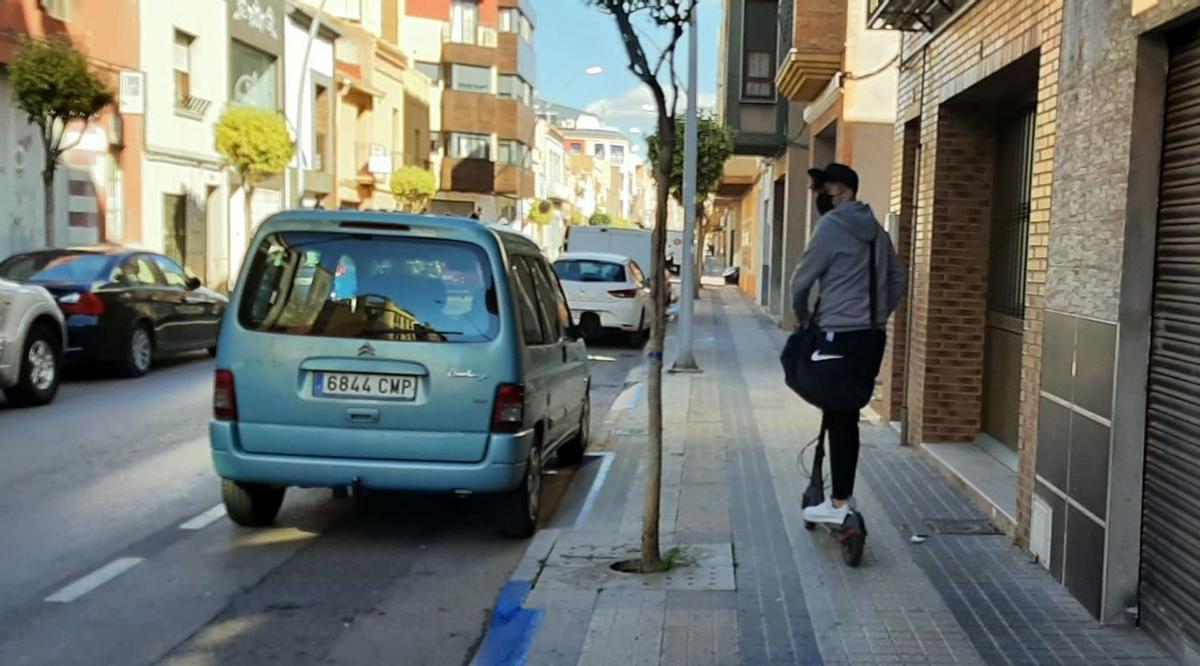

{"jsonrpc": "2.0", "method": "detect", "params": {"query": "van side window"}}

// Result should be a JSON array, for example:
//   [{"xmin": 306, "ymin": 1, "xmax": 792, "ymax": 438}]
[
  {"xmin": 511, "ymin": 257, "xmax": 546, "ymax": 346},
  {"xmin": 525, "ymin": 256, "xmax": 563, "ymax": 340},
  {"xmin": 534, "ymin": 258, "xmax": 573, "ymax": 331}
]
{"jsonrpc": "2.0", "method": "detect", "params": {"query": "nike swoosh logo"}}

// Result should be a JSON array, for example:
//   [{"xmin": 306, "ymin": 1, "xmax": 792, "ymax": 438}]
[{"xmin": 811, "ymin": 350, "xmax": 845, "ymax": 362}]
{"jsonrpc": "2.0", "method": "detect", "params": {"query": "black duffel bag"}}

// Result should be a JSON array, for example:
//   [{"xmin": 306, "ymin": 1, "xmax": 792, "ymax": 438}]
[{"xmin": 781, "ymin": 236, "xmax": 886, "ymax": 412}]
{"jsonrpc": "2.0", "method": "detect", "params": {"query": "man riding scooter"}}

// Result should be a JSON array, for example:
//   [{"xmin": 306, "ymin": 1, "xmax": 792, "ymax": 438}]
[{"xmin": 788, "ymin": 163, "xmax": 906, "ymax": 529}]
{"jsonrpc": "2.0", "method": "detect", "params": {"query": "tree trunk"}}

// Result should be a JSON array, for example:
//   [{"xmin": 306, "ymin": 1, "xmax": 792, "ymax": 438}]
[
  {"xmin": 641, "ymin": 117, "xmax": 675, "ymax": 574},
  {"xmin": 42, "ymin": 167, "xmax": 57, "ymax": 248},
  {"xmin": 244, "ymin": 179, "xmax": 255, "ymax": 244},
  {"xmin": 692, "ymin": 203, "xmax": 706, "ymax": 300}
]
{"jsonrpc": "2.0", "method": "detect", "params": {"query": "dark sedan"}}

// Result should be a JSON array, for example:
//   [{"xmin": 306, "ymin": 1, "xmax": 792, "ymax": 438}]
[{"xmin": 0, "ymin": 246, "xmax": 227, "ymax": 377}]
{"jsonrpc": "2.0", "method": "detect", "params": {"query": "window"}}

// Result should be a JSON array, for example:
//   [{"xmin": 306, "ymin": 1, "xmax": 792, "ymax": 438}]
[
  {"xmin": 611, "ymin": 144, "xmax": 625, "ymax": 165},
  {"xmin": 743, "ymin": 51, "xmax": 775, "ymax": 99},
  {"xmin": 499, "ymin": 8, "xmax": 533, "ymax": 41},
  {"xmin": 430, "ymin": 130, "xmax": 441, "ymax": 154},
  {"xmin": 0, "ymin": 252, "xmax": 115, "ymax": 282},
  {"xmin": 414, "ymin": 61, "xmax": 440, "ymax": 83},
  {"xmin": 153, "ymin": 255, "xmax": 191, "ymax": 288},
  {"xmin": 593, "ymin": 144, "xmax": 606, "ymax": 160},
  {"xmin": 231, "ymin": 40, "xmax": 278, "ymax": 109},
  {"xmin": 511, "ymin": 257, "xmax": 546, "ymax": 345},
  {"xmin": 628, "ymin": 261, "xmax": 645, "ymax": 286},
  {"xmin": 239, "ymin": 232, "xmax": 499, "ymax": 343},
  {"xmin": 499, "ymin": 8, "xmax": 519, "ymax": 33},
  {"xmin": 449, "ymin": 64, "xmax": 491, "ymax": 93},
  {"xmin": 173, "ymin": 31, "xmax": 194, "ymax": 106},
  {"xmin": 39, "ymin": 0, "xmax": 69, "ymax": 21},
  {"xmin": 449, "ymin": 132, "xmax": 490, "ymax": 160},
  {"xmin": 553, "ymin": 260, "xmax": 626, "ymax": 284},
  {"xmin": 536, "ymin": 260, "xmax": 574, "ymax": 331},
  {"xmin": 121, "ymin": 256, "xmax": 164, "ymax": 287},
  {"xmin": 498, "ymin": 75, "xmax": 531, "ymax": 106},
  {"xmin": 314, "ymin": 83, "xmax": 330, "ymax": 171},
  {"xmin": 525, "ymin": 257, "xmax": 562, "ymax": 340},
  {"xmin": 568, "ymin": 142, "xmax": 583, "ymax": 155},
  {"xmin": 498, "ymin": 140, "xmax": 530, "ymax": 167},
  {"xmin": 449, "ymin": 0, "xmax": 479, "ymax": 44}
]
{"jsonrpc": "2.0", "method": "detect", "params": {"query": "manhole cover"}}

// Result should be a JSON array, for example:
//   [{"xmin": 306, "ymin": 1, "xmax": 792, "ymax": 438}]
[{"xmin": 925, "ymin": 519, "xmax": 1003, "ymax": 535}]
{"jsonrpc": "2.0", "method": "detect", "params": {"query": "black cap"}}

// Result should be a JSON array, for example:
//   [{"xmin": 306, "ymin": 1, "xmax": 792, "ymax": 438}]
[{"xmin": 807, "ymin": 162, "xmax": 859, "ymax": 193}]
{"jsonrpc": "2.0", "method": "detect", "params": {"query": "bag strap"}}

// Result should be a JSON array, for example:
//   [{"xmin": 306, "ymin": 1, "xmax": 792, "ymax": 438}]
[{"xmin": 868, "ymin": 233, "xmax": 878, "ymax": 331}]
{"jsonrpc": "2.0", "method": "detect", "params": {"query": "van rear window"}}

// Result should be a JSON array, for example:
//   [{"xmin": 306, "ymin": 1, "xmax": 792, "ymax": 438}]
[{"xmin": 238, "ymin": 232, "xmax": 498, "ymax": 343}]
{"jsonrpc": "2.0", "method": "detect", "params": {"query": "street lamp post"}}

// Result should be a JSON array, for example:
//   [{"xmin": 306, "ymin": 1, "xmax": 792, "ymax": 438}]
[
  {"xmin": 671, "ymin": 6, "xmax": 700, "ymax": 373},
  {"xmin": 295, "ymin": 0, "xmax": 329, "ymax": 208}
]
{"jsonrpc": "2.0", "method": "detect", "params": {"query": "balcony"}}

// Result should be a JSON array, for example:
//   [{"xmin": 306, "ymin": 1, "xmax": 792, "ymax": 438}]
[
  {"xmin": 441, "ymin": 157, "xmax": 495, "ymax": 194},
  {"xmin": 866, "ymin": 0, "xmax": 968, "ymax": 31},
  {"xmin": 775, "ymin": 0, "xmax": 847, "ymax": 103},
  {"xmin": 495, "ymin": 165, "xmax": 535, "ymax": 198}
]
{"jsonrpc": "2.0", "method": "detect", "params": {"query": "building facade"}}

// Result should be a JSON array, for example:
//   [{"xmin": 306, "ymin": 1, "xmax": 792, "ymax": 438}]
[
  {"xmin": 0, "ymin": 0, "xmax": 143, "ymax": 261},
  {"xmin": 400, "ymin": 0, "xmax": 537, "ymax": 221}
]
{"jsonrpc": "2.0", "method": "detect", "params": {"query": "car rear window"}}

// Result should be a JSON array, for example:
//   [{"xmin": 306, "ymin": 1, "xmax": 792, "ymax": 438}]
[
  {"xmin": 238, "ymin": 231, "xmax": 499, "ymax": 343},
  {"xmin": 0, "ymin": 252, "xmax": 115, "ymax": 283},
  {"xmin": 553, "ymin": 260, "xmax": 626, "ymax": 283}
]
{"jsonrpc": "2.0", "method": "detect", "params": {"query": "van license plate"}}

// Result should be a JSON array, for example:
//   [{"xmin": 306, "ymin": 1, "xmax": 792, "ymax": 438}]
[{"xmin": 312, "ymin": 372, "xmax": 418, "ymax": 401}]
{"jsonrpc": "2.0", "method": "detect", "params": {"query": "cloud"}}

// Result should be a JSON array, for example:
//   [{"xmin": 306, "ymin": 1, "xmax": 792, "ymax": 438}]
[{"xmin": 584, "ymin": 84, "xmax": 718, "ymax": 128}]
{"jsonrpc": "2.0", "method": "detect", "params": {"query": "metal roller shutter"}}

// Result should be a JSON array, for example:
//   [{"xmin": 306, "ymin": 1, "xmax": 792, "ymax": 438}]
[{"xmin": 1142, "ymin": 24, "xmax": 1200, "ymax": 651}]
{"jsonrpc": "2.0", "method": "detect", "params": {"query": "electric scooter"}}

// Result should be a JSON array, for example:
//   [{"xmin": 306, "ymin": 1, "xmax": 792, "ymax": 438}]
[{"xmin": 800, "ymin": 419, "xmax": 868, "ymax": 567}]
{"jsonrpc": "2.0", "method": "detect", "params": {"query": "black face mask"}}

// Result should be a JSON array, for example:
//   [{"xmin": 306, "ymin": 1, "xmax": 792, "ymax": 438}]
[{"xmin": 815, "ymin": 193, "xmax": 835, "ymax": 215}]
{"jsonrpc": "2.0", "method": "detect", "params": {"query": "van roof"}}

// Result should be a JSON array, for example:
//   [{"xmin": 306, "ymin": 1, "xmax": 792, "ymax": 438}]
[{"xmin": 255, "ymin": 210, "xmax": 542, "ymax": 254}]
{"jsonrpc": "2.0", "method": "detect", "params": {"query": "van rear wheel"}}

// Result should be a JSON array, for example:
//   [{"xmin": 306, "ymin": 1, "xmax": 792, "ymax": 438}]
[
  {"xmin": 222, "ymin": 479, "xmax": 285, "ymax": 527},
  {"xmin": 497, "ymin": 438, "xmax": 542, "ymax": 538}
]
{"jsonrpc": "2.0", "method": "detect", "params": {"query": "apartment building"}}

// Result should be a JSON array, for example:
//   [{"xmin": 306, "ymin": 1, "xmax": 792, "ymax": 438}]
[
  {"xmin": 0, "ymin": 0, "xmax": 142, "ymax": 260},
  {"xmin": 400, "ymin": 0, "xmax": 537, "ymax": 221},
  {"xmin": 559, "ymin": 126, "xmax": 641, "ymax": 224}
]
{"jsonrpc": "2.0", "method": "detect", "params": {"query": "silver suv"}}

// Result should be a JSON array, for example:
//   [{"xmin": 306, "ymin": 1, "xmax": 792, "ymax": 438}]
[{"xmin": 0, "ymin": 278, "xmax": 66, "ymax": 406}]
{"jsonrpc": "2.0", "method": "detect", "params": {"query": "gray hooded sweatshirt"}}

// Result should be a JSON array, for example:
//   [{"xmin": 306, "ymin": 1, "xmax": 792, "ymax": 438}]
[{"xmin": 790, "ymin": 200, "xmax": 906, "ymax": 332}]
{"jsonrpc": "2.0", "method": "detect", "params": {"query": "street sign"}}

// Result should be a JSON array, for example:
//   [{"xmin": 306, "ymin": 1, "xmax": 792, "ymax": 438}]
[
  {"xmin": 368, "ymin": 155, "xmax": 393, "ymax": 175},
  {"xmin": 118, "ymin": 71, "xmax": 145, "ymax": 115}
]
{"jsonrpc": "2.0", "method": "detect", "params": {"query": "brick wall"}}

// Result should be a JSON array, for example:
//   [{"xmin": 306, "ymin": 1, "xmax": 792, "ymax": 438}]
[{"xmin": 888, "ymin": 0, "xmax": 1064, "ymax": 544}]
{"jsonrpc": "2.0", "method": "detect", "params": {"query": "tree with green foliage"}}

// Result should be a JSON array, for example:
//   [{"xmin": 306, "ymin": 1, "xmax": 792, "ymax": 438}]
[
  {"xmin": 647, "ymin": 114, "xmax": 734, "ymax": 296},
  {"xmin": 528, "ymin": 199, "xmax": 554, "ymax": 225},
  {"xmin": 10, "ymin": 38, "xmax": 113, "ymax": 247},
  {"xmin": 588, "ymin": 211, "xmax": 613, "ymax": 227},
  {"xmin": 585, "ymin": 0, "xmax": 697, "ymax": 574},
  {"xmin": 390, "ymin": 166, "xmax": 437, "ymax": 213},
  {"xmin": 214, "ymin": 106, "xmax": 294, "ymax": 238}
]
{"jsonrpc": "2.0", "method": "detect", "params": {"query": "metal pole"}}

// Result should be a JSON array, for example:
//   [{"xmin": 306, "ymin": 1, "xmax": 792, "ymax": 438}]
[
  {"xmin": 295, "ymin": 0, "xmax": 329, "ymax": 208},
  {"xmin": 671, "ymin": 5, "xmax": 701, "ymax": 373}
]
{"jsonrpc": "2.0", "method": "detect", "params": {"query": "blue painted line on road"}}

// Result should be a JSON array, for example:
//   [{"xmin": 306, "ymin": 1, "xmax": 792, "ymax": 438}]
[{"xmin": 470, "ymin": 580, "xmax": 543, "ymax": 666}]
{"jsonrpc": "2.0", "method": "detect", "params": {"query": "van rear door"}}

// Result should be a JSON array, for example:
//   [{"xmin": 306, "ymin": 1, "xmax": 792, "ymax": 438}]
[{"xmin": 230, "ymin": 229, "xmax": 506, "ymax": 463}]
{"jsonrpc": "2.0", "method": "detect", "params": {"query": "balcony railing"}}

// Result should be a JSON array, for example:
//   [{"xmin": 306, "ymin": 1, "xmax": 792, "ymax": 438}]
[
  {"xmin": 175, "ymin": 95, "xmax": 211, "ymax": 121},
  {"xmin": 442, "ymin": 24, "xmax": 498, "ymax": 47},
  {"xmin": 867, "ymin": 0, "xmax": 966, "ymax": 32}
]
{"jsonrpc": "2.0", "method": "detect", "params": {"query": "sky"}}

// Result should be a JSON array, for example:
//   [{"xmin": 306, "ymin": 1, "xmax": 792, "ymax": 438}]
[{"xmin": 531, "ymin": 0, "xmax": 722, "ymax": 145}]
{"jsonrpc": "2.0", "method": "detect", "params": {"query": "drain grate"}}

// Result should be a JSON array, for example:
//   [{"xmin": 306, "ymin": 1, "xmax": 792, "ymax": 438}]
[{"xmin": 925, "ymin": 519, "xmax": 1003, "ymax": 535}]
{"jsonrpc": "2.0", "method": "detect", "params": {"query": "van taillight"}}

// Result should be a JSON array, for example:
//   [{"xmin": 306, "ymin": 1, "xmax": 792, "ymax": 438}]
[
  {"xmin": 491, "ymin": 384, "xmax": 525, "ymax": 433},
  {"xmin": 214, "ymin": 370, "xmax": 238, "ymax": 421}
]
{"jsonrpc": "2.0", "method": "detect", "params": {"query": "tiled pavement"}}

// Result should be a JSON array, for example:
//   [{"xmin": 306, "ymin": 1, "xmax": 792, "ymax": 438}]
[{"xmin": 516, "ymin": 288, "xmax": 1173, "ymax": 665}]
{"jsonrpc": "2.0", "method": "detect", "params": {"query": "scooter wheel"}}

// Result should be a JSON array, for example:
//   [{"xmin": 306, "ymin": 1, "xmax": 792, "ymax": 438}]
[{"xmin": 841, "ymin": 513, "xmax": 867, "ymax": 567}]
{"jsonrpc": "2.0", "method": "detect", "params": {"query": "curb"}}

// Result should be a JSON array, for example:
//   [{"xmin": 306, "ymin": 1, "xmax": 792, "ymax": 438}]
[{"xmin": 469, "ymin": 355, "xmax": 647, "ymax": 665}]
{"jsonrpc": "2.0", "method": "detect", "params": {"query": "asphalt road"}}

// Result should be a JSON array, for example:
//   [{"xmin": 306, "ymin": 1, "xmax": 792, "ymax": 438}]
[{"xmin": 0, "ymin": 340, "xmax": 642, "ymax": 666}]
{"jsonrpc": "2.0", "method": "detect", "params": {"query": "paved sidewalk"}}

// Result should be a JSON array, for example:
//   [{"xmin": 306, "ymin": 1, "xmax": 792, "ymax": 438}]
[{"xmin": 505, "ymin": 287, "xmax": 1173, "ymax": 666}]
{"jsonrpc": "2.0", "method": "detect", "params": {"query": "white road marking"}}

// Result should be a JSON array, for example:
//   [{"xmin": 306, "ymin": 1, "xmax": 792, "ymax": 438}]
[
  {"xmin": 178, "ymin": 504, "xmax": 227, "ymax": 531},
  {"xmin": 574, "ymin": 452, "xmax": 615, "ymax": 526},
  {"xmin": 44, "ymin": 557, "xmax": 144, "ymax": 603},
  {"xmin": 588, "ymin": 355, "xmax": 617, "ymax": 362}
]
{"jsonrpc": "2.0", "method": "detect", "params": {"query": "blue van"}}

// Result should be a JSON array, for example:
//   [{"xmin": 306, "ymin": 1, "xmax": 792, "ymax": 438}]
[{"xmin": 210, "ymin": 211, "xmax": 591, "ymax": 537}]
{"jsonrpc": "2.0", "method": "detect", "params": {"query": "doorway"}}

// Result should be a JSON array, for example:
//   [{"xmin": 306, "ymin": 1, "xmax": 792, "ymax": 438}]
[{"xmin": 982, "ymin": 106, "xmax": 1035, "ymax": 450}]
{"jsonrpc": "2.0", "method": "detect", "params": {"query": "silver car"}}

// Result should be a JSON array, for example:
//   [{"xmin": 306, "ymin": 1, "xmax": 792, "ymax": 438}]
[{"xmin": 0, "ymin": 278, "xmax": 66, "ymax": 406}]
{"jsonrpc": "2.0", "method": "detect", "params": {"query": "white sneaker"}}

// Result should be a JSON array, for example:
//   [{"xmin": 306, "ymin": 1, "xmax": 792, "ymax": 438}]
[{"xmin": 803, "ymin": 498, "xmax": 850, "ymax": 525}]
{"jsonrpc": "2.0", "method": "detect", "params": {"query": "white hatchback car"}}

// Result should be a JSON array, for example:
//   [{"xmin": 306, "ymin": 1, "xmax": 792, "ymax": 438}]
[{"xmin": 553, "ymin": 252, "xmax": 650, "ymax": 346}]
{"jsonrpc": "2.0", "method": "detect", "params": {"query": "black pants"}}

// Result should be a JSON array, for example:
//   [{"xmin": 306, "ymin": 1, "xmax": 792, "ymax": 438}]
[{"xmin": 824, "ymin": 410, "xmax": 860, "ymax": 500}]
